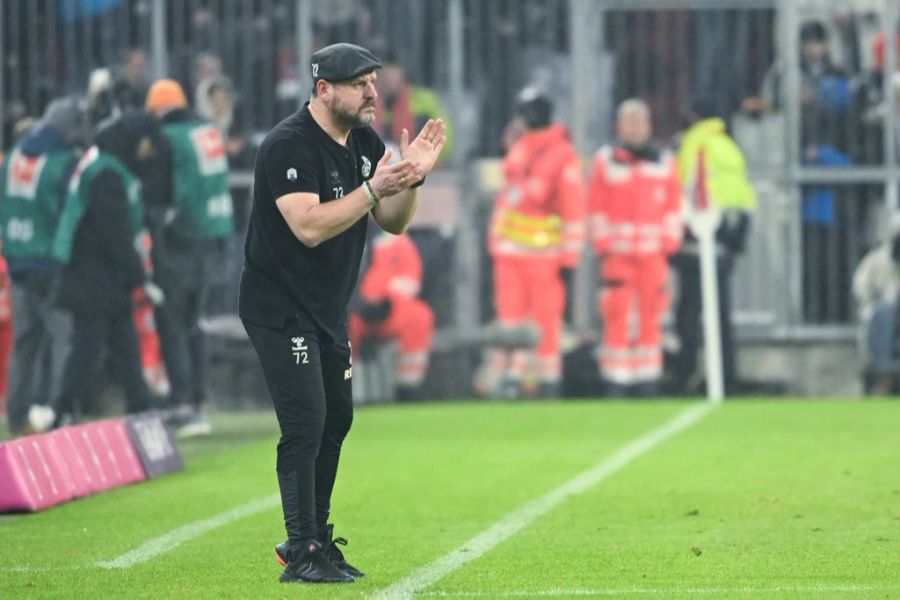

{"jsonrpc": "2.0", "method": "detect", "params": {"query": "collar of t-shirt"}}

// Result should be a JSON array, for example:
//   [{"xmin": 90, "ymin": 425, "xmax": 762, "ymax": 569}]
[{"xmin": 303, "ymin": 102, "xmax": 358, "ymax": 153}]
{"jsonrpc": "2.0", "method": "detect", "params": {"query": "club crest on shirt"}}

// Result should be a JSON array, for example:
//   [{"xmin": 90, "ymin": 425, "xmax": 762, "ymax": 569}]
[
  {"xmin": 361, "ymin": 156, "xmax": 371, "ymax": 178},
  {"xmin": 287, "ymin": 168, "xmax": 297, "ymax": 181}
]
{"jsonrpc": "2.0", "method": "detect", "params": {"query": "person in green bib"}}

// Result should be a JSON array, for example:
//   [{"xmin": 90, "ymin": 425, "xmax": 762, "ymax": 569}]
[
  {"xmin": 145, "ymin": 79, "xmax": 235, "ymax": 437},
  {"xmin": 53, "ymin": 111, "xmax": 165, "ymax": 425},
  {"xmin": 1, "ymin": 97, "xmax": 83, "ymax": 436}
]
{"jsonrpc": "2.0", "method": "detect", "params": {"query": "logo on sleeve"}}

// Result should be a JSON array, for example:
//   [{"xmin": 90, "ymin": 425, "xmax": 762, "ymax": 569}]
[
  {"xmin": 287, "ymin": 168, "xmax": 298, "ymax": 181},
  {"xmin": 361, "ymin": 156, "xmax": 371, "ymax": 178}
]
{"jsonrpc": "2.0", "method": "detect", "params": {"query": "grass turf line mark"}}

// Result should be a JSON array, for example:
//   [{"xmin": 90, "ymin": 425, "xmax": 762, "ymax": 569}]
[
  {"xmin": 95, "ymin": 493, "xmax": 280, "ymax": 569},
  {"xmin": 373, "ymin": 403, "xmax": 714, "ymax": 600},
  {"xmin": 415, "ymin": 584, "xmax": 900, "ymax": 596}
]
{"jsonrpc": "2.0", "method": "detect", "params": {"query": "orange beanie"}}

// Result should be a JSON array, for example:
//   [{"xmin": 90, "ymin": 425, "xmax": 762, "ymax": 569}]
[{"xmin": 146, "ymin": 79, "xmax": 188, "ymax": 111}]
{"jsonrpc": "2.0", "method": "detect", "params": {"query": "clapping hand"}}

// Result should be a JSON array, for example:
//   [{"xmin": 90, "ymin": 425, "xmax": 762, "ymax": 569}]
[
  {"xmin": 370, "ymin": 149, "xmax": 420, "ymax": 198},
  {"xmin": 399, "ymin": 119, "xmax": 447, "ymax": 183},
  {"xmin": 368, "ymin": 119, "xmax": 447, "ymax": 199}
]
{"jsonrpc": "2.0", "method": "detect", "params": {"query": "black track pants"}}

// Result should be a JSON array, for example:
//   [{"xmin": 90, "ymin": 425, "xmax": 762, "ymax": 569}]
[{"xmin": 243, "ymin": 318, "xmax": 354, "ymax": 548}]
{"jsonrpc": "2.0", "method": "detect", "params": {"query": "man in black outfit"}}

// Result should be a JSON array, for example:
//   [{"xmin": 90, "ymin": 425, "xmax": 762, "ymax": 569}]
[
  {"xmin": 239, "ymin": 43, "xmax": 446, "ymax": 584},
  {"xmin": 54, "ymin": 112, "xmax": 165, "ymax": 424}
]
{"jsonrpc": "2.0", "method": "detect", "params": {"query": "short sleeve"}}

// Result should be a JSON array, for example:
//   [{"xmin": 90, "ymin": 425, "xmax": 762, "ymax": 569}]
[
  {"xmin": 360, "ymin": 128, "xmax": 387, "ymax": 180},
  {"xmin": 263, "ymin": 138, "xmax": 320, "ymax": 200}
]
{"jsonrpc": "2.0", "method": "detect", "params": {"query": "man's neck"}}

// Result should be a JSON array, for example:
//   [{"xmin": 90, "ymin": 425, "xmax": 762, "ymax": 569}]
[{"xmin": 309, "ymin": 100, "xmax": 351, "ymax": 146}]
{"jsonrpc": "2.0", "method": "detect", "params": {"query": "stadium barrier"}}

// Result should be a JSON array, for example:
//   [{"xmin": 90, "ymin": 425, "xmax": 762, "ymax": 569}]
[{"xmin": 0, "ymin": 412, "xmax": 182, "ymax": 513}]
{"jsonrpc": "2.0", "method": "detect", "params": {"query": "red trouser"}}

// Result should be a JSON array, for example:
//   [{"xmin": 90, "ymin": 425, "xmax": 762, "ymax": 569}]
[
  {"xmin": 349, "ymin": 298, "xmax": 434, "ymax": 387},
  {"xmin": 133, "ymin": 289, "xmax": 170, "ymax": 396},
  {"xmin": 598, "ymin": 253, "xmax": 669, "ymax": 385},
  {"xmin": 492, "ymin": 254, "xmax": 565, "ymax": 382}
]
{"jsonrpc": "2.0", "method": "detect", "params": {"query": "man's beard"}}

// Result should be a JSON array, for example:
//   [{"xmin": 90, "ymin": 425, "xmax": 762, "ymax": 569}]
[{"xmin": 331, "ymin": 100, "xmax": 375, "ymax": 129}]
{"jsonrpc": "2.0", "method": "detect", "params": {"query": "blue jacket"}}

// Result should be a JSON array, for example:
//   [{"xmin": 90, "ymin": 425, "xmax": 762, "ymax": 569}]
[{"xmin": 802, "ymin": 144, "xmax": 849, "ymax": 225}]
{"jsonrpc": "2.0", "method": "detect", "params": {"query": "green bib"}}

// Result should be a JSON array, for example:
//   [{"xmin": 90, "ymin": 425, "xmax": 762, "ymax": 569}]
[
  {"xmin": 53, "ymin": 146, "xmax": 145, "ymax": 264},
  {"xmin": 1, "ymin": 145, "xmax": 76, "ymax": 260},
  {"xmin": 163, "ymin": 120, "xmax": 234, "ymax": 239}
]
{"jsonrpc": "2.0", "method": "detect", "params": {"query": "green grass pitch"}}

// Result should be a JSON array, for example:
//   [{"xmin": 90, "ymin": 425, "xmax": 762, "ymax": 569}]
[{"xmin": 1, "ymin": 399, "xmax": 898, "ymax": 598}]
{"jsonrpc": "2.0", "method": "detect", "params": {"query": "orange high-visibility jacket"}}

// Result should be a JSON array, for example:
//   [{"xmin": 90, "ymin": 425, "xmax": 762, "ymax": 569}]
[
  {"xmin": 588, "ymin": 144, "xmax": 683, "ymax": 256},
  {"xmin": 490, "ymin": 125, "xmax": 585, "ymax": 267},
  {"xmin": 359, "ymin": 233, "xmax": 423, "ymax": 303}
]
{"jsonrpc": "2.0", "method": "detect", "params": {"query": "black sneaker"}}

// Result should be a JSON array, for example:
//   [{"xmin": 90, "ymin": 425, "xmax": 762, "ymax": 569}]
[
  {"xmin": 274, "ymin": 540, "xmax": 290, "ymax": 567},
  {"xmin": 275, "ymin": 526, "xmax": 364, "ymax": 578},
  {"xmin": 320, "ymin": 524, "xmax": 365, "ymax": 578},
  {"xmin": 278, "ymin": 540, "xmax": 354, "ymax": 583}
]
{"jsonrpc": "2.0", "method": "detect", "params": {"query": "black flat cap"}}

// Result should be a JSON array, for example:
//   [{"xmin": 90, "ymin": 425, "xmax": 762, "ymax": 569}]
[{"xmin": 310, "ymin": 43, "xmax": 382, "ymax": 83}]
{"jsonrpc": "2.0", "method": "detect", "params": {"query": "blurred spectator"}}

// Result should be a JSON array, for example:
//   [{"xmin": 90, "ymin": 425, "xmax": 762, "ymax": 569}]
[
  {"xmin": 115, "ymin": 48, "xmax": 150, "ymax": 111},
  {"xmin": 82, "ymin": 50, "xmax": 151, "ymax": 133},
  {"xmin": 588, "ymin": 99, "xmax": 683, "ymax": 397},
  {"xmin": 797, "ymin": 21, "xmax": 856, "ymax": 152},
  {"xmin": 479, "ymin": 89, "xmax": 584, "ymax": 399},
  {"xmin": 671, "ymin": 98, "xmax": 756, "ymax": 395},
  {"xmin": 196, "ymin": 75, "xmax": 234, "ymax": 137},
  {"xmin": 190, "ymin": 5, "xmax": 218, "ymax": 50},
  {"xmin": 193, "ymin": 52, "xmax": 224, "ymax": 105},
  {"xmin": 145, "ymin": 79, "xmax": 235, "ymax": 437},
  {"xmin": 0, "ymin": 97, "xmax": 83, "ymax": 436},
  {"xmin": 196, "ymin": 74, "xmax": 257, "ymax": 315},
  {"xmin": 2, "ymin": 100, "xmax": 30, "ymax": 152},
  {"xmin": 858, "ymin": 33, "xmax": 900, "ymax": 163},
  {"xmin": 742, "ymin": 18, "xmax": 868, "ymax": 324},
  {"xmin": 374, "ymin": 58, "xmax": 454, "ymax": 163},
  {"xmin": 52, "ymin": 111, "xmax": 164, "ymax": 426},
  {"xmin": 801, "ymin": 143, "xmax": 852, "ymax": 323},
  {"xmin": 85, "ymin": 68, "xmax": 118, "ymax": 128},
  {"xmin": 742, "ymin": 21, "xmax": 855, "ymax": 152},
  {"xmin": 852, "ymin": 214, "xmax": 900, "ymax": 395},
  {"xmin": 349, "ymin": 231, "xmax": 434, "ymax": 401}
]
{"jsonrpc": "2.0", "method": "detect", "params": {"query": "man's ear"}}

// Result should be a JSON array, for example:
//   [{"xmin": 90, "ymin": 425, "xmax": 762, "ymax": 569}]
[{"xmin": 315, "ymin": 79, "xmax": 331, "ymax": 99}]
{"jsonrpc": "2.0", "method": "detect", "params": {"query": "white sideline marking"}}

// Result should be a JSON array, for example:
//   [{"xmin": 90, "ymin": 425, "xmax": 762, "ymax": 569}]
[
  {"xmin": 416, "ymin": 584, "xmax": 900, "ymax": 597},
  {"xmin": 373, "ymin": 403, "xmax": 714, "ymax": 600},
  {"xmin": 95, "ymin": 493, "xmax": 280, "ymax": 569},
  {"xmin": 2, "ymin": 565, "xmax": 83, "ymax": 573}
]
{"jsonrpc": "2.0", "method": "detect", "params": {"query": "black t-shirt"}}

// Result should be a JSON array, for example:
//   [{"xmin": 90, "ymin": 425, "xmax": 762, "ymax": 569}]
[{"xmin": 239, "ymin": 104, "xmax": 385, "ymax": 339}]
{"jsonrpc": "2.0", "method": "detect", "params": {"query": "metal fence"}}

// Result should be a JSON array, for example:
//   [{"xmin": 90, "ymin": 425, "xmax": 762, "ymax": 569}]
[{"xmin": 2, "ymin": 0, "xmax": 898, "ymax": 395}]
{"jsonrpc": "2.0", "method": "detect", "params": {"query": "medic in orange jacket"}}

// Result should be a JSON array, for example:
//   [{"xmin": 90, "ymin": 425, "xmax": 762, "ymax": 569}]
[
  {"xmin": 588, "ymin": 99, "xmax": 682, "ymax": 393},
  {"xmin": 486, "ymin": 90, "xmax": 585, "ymax": 397},
  {"xmin": 349, "ymin": 232, "xmax": 434, "ymax": 399}
]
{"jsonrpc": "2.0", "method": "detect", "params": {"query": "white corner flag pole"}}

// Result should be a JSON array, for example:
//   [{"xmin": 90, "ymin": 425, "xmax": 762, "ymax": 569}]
[{"xmin": 693, "ymin": 150, "xmax": 725, "ymax": 403}]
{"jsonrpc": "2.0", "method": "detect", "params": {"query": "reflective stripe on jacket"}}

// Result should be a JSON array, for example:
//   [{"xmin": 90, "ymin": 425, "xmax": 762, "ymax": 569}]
[
  {"xmin": 490, "ymin": 124, "xmax": 585, "ymax": 266},
  {"xmin": 588, "ymin": 144, "xmax": 683, "ymax": 256}
]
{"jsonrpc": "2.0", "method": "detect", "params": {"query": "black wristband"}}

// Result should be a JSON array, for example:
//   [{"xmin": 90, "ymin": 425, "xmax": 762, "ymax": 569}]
[{"xmin": 410, "ymin": 176, "xmax": 426, "ymax": 189}]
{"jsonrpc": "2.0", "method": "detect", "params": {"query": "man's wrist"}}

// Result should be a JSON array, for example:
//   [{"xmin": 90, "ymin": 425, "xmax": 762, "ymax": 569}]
[
  {"xmin": 363, "ymin": 180, "xmax": 379, "ymax": 208},
  {"xmin": 410, "ymin": 176, "xmax": 426, "ymax": 189}
]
